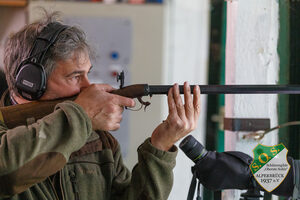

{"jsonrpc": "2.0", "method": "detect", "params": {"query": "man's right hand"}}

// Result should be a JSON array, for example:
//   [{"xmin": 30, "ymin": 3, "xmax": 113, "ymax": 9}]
[{"xmin": 74, "ymin": 84, "xmax": 135, "ymax": 131}]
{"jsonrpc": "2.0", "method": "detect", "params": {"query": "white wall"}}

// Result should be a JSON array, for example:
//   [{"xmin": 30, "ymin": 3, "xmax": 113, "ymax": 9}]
[
  {"xmin": 165, "ymin": 0, "xmax": 210, "ymax": 199},
  {"xmin": 224, "ymin": 0, "xmax": 279, "ymax": 199}
]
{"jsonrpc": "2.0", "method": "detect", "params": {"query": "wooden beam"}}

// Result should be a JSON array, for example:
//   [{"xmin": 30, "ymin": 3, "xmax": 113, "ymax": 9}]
[{"xmin": 0, "ymin": 0, "xmax": 27, "ymax": 7}]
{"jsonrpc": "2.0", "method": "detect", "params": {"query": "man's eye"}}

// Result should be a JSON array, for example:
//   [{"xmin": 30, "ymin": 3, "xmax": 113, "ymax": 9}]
[{"xmin": 72, "ymin": 76, "xmax": 81, "ymax": 81}]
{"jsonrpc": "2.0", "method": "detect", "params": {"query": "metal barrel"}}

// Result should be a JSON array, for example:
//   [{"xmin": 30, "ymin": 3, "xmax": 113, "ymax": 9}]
[{"xmin": 149, "ymin": 85, "xmax": 300, "ymax": 95}]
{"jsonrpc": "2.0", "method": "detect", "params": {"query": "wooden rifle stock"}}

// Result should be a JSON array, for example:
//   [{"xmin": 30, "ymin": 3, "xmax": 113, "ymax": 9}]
[
  {"xmin": 0, "ymin": 84, "xmax": 149, "ymax": 129},
  {"xmin": 0, "ymin": 99, "xmax": 68, "ymax": 129}
]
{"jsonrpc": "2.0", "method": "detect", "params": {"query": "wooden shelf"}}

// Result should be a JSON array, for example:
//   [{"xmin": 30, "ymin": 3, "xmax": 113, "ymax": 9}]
[{"xmin": 0, "ymin": 0, "xmax": 27, "ymax": 7}]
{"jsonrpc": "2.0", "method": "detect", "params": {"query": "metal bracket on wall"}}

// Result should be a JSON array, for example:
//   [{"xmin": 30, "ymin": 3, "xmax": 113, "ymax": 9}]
[{"xmin": 223, "ymin": 118, "xmax": 270, "ymax": 131}]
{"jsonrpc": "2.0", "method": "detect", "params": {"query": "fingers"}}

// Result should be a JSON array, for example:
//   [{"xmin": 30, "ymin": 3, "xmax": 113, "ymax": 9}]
[
  {"xmin": 170, "ymin": 82, "xmax": 199, "ymax": 119},
  {"xmin": 94, "ymin": 83, "xmax": 135, "ymax": 108},
  {"xmin": 75, "ymin": 83, "xmax": 133, "ymax": 131},
  {"xmin": 173, "ymin": 83, "xmax": 186, "ymax": 120},
  {"xmin": 193, "ymin": 85, "xmax": 201, "ymax": 120},
  {"xmin": 112, "ymin": 94, "xmax": 136, "ymax": 108},
  {"xmin": 168, "ymin": 87, "xmax": 177, "ymax": 116},
  {"xmin": 94, "ymin": 84, "xmax": 115, "ymax": 92},
  {"xmin": 105, "ymin": 105, "xmax": 123, "ymax": 129},
  {"xmin": 151, "ymin": 82, "xmax": 201, "ymax": 151},
  {"xmin": 90, "ymin": 84, "xmax": 136, "ymax": 108},
  {"xmin": 168, "ymin": 82, "xmax": 201, "ymax": 131},
  {"xmin": 92, "ymin": 102, "xmax": 124, "ymax": 131},
  {"xmin": 184, "ymin": 82, "xmax": 193, "ymax": 120}
]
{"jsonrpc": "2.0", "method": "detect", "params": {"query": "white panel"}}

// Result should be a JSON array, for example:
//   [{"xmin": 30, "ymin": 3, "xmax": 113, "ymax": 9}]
[
  {"xmin": 165, "ymin": 0, "xmax": 210, "ymax": 199},
  {"xmin": 225, "ymin": 0, "xmax": 279, "ymax": 199}
]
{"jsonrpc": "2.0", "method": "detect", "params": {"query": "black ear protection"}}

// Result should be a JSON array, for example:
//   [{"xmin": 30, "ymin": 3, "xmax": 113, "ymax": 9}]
[{"xmin": 14, "ymin": 22, "xmax": 68, "ymax": 101}]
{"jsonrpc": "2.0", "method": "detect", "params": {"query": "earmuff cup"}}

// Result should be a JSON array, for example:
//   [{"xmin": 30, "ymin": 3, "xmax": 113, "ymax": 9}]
[
  {"xmin": 14, "ymin": 22, "xmax": 68, "ymax": 101},
  {"xmin": 15, "ymin": 61, "xmax": 47, "ymax": 100}
]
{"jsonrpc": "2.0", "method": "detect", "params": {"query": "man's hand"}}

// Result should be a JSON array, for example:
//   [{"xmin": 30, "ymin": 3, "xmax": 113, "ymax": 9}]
[
  {"xmin": 74, "ymin": 84, "xmax": 135, "ymax": 131},
  {"xmin": 151, "ymin": 82, "xmax": 201, "ymax": 151}
]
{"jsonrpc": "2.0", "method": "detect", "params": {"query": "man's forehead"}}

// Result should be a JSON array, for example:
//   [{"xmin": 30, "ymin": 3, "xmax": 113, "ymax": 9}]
[{"xmin": 54, "ymin": 52, "xmax": 91, "ymax": 74}]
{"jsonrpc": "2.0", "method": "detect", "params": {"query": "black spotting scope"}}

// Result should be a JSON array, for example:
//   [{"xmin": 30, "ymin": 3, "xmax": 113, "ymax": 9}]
[{"xmin": 179, "ymin": 135, "xmax": 208, "ymax": 163}]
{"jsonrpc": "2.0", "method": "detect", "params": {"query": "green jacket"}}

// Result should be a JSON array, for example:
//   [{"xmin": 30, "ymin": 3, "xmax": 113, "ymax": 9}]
[{"xmin": 0, "ymin": 91, "xmax": 177, "ymax": 200}]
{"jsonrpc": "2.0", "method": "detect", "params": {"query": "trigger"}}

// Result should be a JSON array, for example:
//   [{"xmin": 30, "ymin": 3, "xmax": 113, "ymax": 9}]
[{"xmin": 137, "ymin": 97, "xmax": 151, "ymax": 111}]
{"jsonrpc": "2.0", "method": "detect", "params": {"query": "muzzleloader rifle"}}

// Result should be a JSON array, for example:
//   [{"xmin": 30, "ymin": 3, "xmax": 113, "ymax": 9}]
[{"xmin": 1, "ymin": 71, "xmax": 300, "ymax": 129}]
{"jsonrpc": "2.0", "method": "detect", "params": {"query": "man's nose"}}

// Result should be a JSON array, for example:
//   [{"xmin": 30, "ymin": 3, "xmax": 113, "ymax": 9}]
[{"xmin": 80, "ymin": 76, "xmax": 91, "ymax": 90}]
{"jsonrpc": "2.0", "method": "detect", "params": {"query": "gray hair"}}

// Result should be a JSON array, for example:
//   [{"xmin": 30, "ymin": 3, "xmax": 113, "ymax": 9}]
[{"xmin": 3, "ymin": 11, "xmax": 91, "ymax": 96}]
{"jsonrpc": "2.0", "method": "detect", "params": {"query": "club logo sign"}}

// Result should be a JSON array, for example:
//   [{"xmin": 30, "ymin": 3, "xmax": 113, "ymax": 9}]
[{"xmin": 250, "ymin": 143, "xmax": 290, "ymax": 192}]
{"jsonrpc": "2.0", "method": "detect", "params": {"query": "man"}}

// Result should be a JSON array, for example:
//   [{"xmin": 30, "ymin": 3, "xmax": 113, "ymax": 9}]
[{"xmin": 0, "ymin": 13, "xmax": 201, "ymax": 199}]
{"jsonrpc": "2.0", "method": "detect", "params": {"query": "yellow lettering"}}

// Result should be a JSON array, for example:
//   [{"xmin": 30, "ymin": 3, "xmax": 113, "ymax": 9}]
[
  {"xmin": 270, "ymin": 147, "xmax": 278, "ymax": 156},
  {"xmin": 258, "ymin": 153, "xmax": 270, "ymax": 164},
  {"xmin": 252, "ymin": 163, "xmax": 260, "ymax": 169}
]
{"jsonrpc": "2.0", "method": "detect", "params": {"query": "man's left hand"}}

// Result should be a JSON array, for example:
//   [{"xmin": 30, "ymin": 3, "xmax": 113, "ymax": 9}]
[{"xmin": 151, "ymin": 82, "xmax": 201, "ymax": 151}]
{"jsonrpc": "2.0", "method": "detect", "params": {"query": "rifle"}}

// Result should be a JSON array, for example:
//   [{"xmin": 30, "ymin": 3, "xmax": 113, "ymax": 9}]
[{"xmin": 1, "ymin": 71, "xmax": 300, "ymax": 129}]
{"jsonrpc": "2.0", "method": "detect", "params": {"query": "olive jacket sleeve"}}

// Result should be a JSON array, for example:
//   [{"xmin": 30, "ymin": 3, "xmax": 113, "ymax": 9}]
[
  {"xmin": 0, "ymin": 101, "xmax": 92, "ymax": 197},
  {"xmin": 110, "ymin": 138, "xmax": 177, "ymax": 200}
]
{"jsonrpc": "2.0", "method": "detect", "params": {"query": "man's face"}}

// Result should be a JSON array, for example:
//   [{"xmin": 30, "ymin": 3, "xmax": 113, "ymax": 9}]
[{"xmin": 40, "ymin": 50, "xmax": 92, "ymax": 100}]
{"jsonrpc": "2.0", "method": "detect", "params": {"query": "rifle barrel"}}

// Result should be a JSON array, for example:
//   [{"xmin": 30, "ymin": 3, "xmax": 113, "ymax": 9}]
[{"xmin": 148, "ymin": 85, "xmax": 300, "ymax": 95}]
